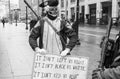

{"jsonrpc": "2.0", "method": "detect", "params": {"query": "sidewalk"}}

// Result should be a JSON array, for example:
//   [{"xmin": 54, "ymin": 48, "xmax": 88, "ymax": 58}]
[{"xmin": 0, "ymin": 23, "xmax": 34, "ymax": 79}]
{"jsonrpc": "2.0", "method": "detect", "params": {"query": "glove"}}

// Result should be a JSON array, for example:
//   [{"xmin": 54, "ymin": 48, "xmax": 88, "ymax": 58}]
[
  {"xmin": 35, "ymin": 47, "xmax": 47, "ymax": 55},
  {"xmin": 92, "ymin": 68, "xmax": 103, "ymax": 79},
  {"xmin": 60, "ymin": 48, "xmax": 70, "ymax": 57}
]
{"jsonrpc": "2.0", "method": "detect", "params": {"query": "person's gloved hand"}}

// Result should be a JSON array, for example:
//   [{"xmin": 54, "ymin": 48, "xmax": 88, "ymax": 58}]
[
  {"xmin": 92, "ymin": 68, "xmax": 103, "ymax": 79},
  {"xmin": 35, "ymin": 47, "xmax": 47, "ymax": 55},
  {"xmin": 60, "ymin": 48, "xmax": 70, "ymax": 57}
]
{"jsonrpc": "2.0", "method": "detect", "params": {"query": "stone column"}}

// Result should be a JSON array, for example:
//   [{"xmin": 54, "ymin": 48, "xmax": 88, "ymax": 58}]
[
  {"xmin": 68, "ymin": 0, "xmax": 71, "ymax": 20},
  {"xmin": 112, "ymin": 0, "xmax": 118, "ymax": 23},
  {"xmin": 58, "ymin": 0, "xmax": 61, "ymax": 18},
  {"xmin": 85, "ymin": 3, "xmax": 89, "ymax": 24},
  {"xmin": 96, "ymin": 1, "xmax": 102, "ymax": 25}
]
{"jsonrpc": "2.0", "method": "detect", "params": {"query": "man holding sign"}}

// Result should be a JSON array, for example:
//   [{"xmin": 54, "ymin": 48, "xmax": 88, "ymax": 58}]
[{"xmin": 29, "ymin": 0, "xmax": 78, "ymax": 56}]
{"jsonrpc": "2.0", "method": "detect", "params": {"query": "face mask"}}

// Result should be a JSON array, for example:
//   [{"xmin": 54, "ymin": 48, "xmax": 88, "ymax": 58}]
[
  {"xmin": 47, "ymin": 12, "xmax": 57, "ymax": 20},
  {"xmin": 48, "ymin": 7, "xmax": 58, "ymax": 17}
]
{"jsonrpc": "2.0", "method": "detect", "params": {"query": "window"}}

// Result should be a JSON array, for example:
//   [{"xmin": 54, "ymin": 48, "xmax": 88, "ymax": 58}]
[
  {"xmin": 71, "ymin": 0, "xmax": 75, "ymax": 3},
  {"xmin": 80, "ymin": 0, "xmax": 84, "ymax": 2},
  {"xmin": 71, "ymin": 0, "xmax": 84, "ymax": 3},
  {"xmin": 61, "ymin": 0, "xmax": 64, "ymax": 8},
  {"xmin": 71, "ymin": 7, "xmax": 75, "ymax": 15}
]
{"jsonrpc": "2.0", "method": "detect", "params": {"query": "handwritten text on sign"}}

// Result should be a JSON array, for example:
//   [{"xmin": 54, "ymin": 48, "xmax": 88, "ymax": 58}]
[{"xmin": 32, "ymin": 54, "xmax": 89, "ymax": 79}]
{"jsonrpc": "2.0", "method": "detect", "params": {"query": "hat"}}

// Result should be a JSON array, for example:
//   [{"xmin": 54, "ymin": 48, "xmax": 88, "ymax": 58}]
[{"xmin": 39, "ymin": 0, "xmax": 59, "ymax": 8}]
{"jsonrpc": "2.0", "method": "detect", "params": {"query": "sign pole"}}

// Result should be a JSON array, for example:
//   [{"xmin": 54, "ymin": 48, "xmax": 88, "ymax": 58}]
[
  {"xmin": 26, "ymin": 6, "xmax": 28, "ymax": 30},
  {"xmin": 76, "ymin": 0, "xmax": 80, "ymax": 45}
]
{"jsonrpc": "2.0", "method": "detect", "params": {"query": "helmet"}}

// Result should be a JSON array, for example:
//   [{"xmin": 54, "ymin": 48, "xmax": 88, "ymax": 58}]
[
  {"xmin": 39, "ymin": 0, "xmax": 59, "ymax": 20},
  {"xmin": 39, "ymin": 0, "xmax": 59, "ymax": 8}
]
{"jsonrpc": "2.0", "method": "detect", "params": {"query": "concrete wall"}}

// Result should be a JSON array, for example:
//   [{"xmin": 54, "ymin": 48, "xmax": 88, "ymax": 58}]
[{"xmin": 59, "ymin": 0, "xmax": 120, "ymax": 24}]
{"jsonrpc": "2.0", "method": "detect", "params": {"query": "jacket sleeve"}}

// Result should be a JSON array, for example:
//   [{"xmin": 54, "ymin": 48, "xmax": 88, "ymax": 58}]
[
  {"xmin": 29, "ymin": 25, "xmax": 41, "ymax": 50},
  {"xmin": 101, "ymin": 66, "xmax": 120, "ymax": 79},
  {"xmin": 60, "ymin": 22, "xmax": 77, "ymax": 50}
]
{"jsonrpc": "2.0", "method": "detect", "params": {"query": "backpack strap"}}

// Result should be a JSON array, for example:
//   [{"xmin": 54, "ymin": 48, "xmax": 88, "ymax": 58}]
[{"xmin": 39, "ymin": 19, "xmax": 45, "ymax": 49}]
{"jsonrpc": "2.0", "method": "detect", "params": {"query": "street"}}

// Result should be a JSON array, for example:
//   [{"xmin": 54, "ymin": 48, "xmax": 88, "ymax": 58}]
[{"xmin": 0, "ymin": 23, "xmax": 119, "ymax": 79}]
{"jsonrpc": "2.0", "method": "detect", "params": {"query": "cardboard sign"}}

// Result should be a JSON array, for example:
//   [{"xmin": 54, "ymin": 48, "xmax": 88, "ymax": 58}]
[{"xmin": 32, "ymin": 54, "xmax": 89, "ymax": 79}]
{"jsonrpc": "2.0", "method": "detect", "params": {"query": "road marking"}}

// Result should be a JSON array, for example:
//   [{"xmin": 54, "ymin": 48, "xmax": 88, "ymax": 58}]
[{"xmin": 79, "ymin": 32, "xmax": 102, "ymax": 38}]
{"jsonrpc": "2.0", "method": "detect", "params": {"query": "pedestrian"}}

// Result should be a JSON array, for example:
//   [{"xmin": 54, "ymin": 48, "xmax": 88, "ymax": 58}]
[
  {"xmin": 29, "ymin": 18, "xmax": 37, "ymax": 31},
  {"xmin": 1, "ymin": 18, "xmax": 5, "ymax": 28},
  {"xmin": 29, "ymin": 0, "xmax": 77, "ymax": 56},
  {"xmin": 92, "ymin": 33, "xmax": 120, "ymax": 79}
]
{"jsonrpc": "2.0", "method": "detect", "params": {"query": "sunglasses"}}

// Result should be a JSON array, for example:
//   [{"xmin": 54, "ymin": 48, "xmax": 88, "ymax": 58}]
[{"xmin": 49, "ymin": 7, "xmax": 58, "ymax": 11}]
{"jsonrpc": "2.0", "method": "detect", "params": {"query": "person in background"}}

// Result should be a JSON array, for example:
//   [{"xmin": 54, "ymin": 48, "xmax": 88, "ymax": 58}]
[{"xmin": 1, "ymin": 18, "xmax": 5, "ymax": 28}]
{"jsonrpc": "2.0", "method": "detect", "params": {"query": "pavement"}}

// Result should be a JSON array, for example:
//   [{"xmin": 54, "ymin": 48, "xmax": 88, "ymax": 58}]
[
  {"xmin": 0, "ymin": 23, "xmax": 34, "ymax": 79},
  {"xmin": 0, "ymin": 23, "xmax": 118, "ymax": 79}
]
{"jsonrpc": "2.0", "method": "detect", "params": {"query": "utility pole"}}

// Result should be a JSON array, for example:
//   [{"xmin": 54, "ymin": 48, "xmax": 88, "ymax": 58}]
[
  {"xmin": 38, "ymin": 0, "xmax": 40, "ymax": 15},
  {"xmin": 76, "ymin": 0, "xmax": 80, "ymax": 45},
  {"xmin": 8, "ymin": 0, "xmax": 12, "ymax": 24},
  {"xmin": 42, "ymin": 0, "xmax": 44, "ymax": 17},
  {"xmin": 14, "ymin": 9, "xmax": 17, "ymax": 26},
  {"xmin": 26, "ymin": 6, "xmax": 28, "ymax": 30},
  {"xmin": 65, "ymin": 0, "xmax": 68, "ymax": 20}
]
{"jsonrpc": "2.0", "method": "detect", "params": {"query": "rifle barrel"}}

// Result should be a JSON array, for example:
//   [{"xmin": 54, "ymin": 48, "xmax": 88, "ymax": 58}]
[
  {"xmin": 99, "ymin": 17, "xmax": 112, "ymax": 70},
  {"xmin": 24, "ymin": 0, "xmax": 39, "ymax": 19}
]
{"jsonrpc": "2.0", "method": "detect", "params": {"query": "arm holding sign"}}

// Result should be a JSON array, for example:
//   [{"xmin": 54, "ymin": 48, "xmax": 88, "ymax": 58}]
[
  {"xmin": 29, "ymin": 20, "xmax": 47, "ymax": 54},
  {"xmin": 60, "ymin": 20, "xmax": 78, "ymax": 56}
]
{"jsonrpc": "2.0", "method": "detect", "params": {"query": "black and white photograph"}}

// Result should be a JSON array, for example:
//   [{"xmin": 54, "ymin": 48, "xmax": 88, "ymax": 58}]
[{"xmin": 0, "ymin": 0, "xmax": 120, "ymax": 79}]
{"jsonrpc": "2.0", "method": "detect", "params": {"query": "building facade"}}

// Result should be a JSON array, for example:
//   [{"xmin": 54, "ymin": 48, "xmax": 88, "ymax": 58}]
[
  {"xmin": 0, "ymin": 0, "xmax": 19, "ymax": 22},
  {"xmin": 19, "ymin": 0, "xmax": 43, "ymax": 20},
  {"xmin": 59, "ymin": 0, "xmax": 120, "ymax": 25},
  {"xmin": 19, "ymin": 0, "xmax": 32, "ymax": 20},
  {"xmin": 19, "ymin": 0, "xmax": 120, "ymax": 25}
]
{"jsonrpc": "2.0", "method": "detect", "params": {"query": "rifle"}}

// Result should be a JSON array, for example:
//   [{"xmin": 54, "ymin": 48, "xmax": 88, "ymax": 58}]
[
  {"xmin": 99, "ymin": 17, "xmax": 112, "ymax": 70},
  {"xmin": 24, "ymin": 0, "xmax": 66, "ymax": 47},
  {"xmin": 24, "ymin": 0, "xmax": 40, "ymax": 20}
]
